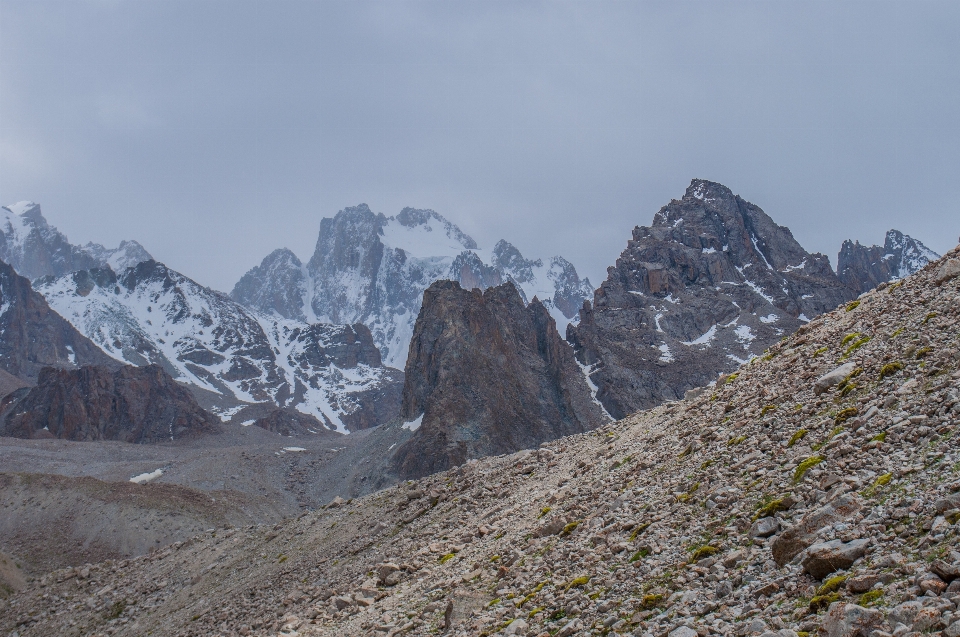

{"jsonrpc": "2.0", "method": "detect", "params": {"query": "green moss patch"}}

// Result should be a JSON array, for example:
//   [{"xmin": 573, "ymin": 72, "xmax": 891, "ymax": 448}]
[
  {"xmin": 788, "ymin": 429, "xmax": 809, "ymax": 447},
  {"xmin": 794, "ymin": 456, "xmax": 825, "ymax": 483}
]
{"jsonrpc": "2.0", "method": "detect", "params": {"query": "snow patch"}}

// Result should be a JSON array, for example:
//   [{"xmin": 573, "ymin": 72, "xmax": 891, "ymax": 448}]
[
  {"xmin": 750, "ymin": 234, "xmax": 774, "ymax": 270},
  {"xmin": 734, "ymin": 325, "xmax": 755, "ymax": 348},
  {"xmin": 130, "ymin": 469, "xmax": 163, "ymax": 484},
  {"xmin": 682, "ymin": 324, "xmax": 717, "ymax": 346},
  {"xmin": 759, "ymin": 313, "xmax": 779, "ymax": 324},
  {"xmin": 401, "ymin": 414, "xmax": 424, "ymax": 432},
  {"xmin": 657, "ymin": 343, "xmax": 675, "ymax": 363},
  {"xmin": 575, "ymin": 359, "xmax": 613, "ymax": 420},
  {"xmin": 283, "ymin": 447, "xmax": 306, "ymax": 452}
]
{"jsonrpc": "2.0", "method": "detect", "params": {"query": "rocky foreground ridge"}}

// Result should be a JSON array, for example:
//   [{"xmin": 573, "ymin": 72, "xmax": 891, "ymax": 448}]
[
  {"xmin": 393, "ymin": 280, "xmax": 607, "ymax": 479},
  {"xmin": 2, "ymin": 246, "xmax": 958, "ymax": 637}
]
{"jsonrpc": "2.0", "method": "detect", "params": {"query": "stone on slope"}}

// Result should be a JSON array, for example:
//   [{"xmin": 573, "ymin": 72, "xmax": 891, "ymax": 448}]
[
  {"xmin": 819, "ymin": 603, "xmax": 882, "ymax": 637},
  {"xmin": 801, "ymin": 539, "xmax": 870, "ymax": 579},
  {"xmin": 392, "ymin": 280, "xmax": 607, "ymax": 479},
  {"xmin": 772, "ymin": 495, "xmax": 862, "ymax": 566},
  {"xmin": 814, "ymin": 362, "xmax": 859, "ymax": 395},
  {"xmin": 937, "ymin": 258, "xmax": 960, "ymax": 284}
]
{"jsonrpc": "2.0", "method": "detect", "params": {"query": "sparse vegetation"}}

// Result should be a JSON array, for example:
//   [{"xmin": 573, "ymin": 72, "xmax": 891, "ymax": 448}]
[{"xmin": 794, "ymin": 456, "xmax": 824, "ymax": 483}]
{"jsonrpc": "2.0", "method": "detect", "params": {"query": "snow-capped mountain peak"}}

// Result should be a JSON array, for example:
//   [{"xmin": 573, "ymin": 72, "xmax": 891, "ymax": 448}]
[
  {"xmin": 0, "ymin": 201, "xmax": 153, "ymax": 281},
  {"xmin": 233, "ymin": 204, "xmax": 595, "ymax": 368},
  {"xmin": 37, "ymin": 260, "xmax": 402, "ymax": 433},
  {"xmin": 380, "ymin": 207, "xmax": 478, "ymax": 258},
  {"xmin": 837, "ymin": 229, "xmax": 941, "ymax": 294}
]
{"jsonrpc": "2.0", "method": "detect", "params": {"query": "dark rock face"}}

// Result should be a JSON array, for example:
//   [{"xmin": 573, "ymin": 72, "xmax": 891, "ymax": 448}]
[
  {"xmin": 0, "ymin": 202, "xmax": 151, "ymax": 281},
  {"xmin": 392, "ymin": 280, "xmax": 607, "ymax": 480},
  {"xmin": 568, "ymin": 179, "xmax": 856, "ymax": 419},
  {"xmin": 1, "ymin": 364, "xmax": 220, "ymax": 443},
  {"xmin": 253, "ymin": 408, "xmax": 337, "ymax": 437},
  {"xmin": 231, "ymin": 249, "xmax": 307, "ymax": 321},
  {"xmin": 36, "ymin": 260, "xmax": 402, "ymax": 432},
  {"xmin": 233, "ymin": 204, "xmax": 593, "ymax": 368},
  {"xmin": 0, "ymin": 259, "xmax": 117, "ymax": 383},
  {"xmin": 837, "ymin": 230, "xmax": 940, "ymax": 294}
]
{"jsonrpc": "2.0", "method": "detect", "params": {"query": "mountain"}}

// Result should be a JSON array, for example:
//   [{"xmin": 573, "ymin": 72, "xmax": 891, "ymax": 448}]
[
  {"xmin": 568, "ymin": 179, "xmax": 856, "ymax": 419},
  {"xmin": 0, "ymin": 201, "xmax": 152, "ymax": 280},
  {"xmin": 837, "ymin": 229, "xmax": 940, "ymax": 294},
  {"xmin": 9, "ymin": 245, "xmax": 959, "ymax": 637},
  {"xmin": 0, "ymin": 364, "xmax": 220, "ymax": 443},
  {"xmin": 392, "ymin": 280, "xmax": 608, "ymax": 479},
  {"xmin": 35, "ymin": 260, "xmax": 402, "ymax": 432},
  {"xmin": 231, "ymin": 205, "xmax": 593, "ymax": 368},
  {"xmin": 0, "ymin": 258, "xmax": 117, "ymax": 384},
  {"xmin": 80, "ymin": 239, "xmax": 154, "ymax": 274}
]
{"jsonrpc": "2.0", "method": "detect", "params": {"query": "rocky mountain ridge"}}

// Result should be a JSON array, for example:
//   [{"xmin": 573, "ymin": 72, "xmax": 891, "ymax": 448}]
[
  {"xmin": 35, "ymin": 260, "xmax": 402, "ymax": 432},
  {"xmin": 838, "ymin": 230, "xmax": 940, "ymax": 295},
  {"xmin": 232, "ymin": 205, "xmax": 594, "ymax": 368},
  {"xmin": 0, "ymin": 364, "xmax": 221, "ymax": 443},
  {"xmin": 568, "ymin": 179, "xmax": 857, "ymax": 419},
  {"xmin": 2, "ymin": 243, "xmax": 957, "ymax": 637},
  {"xmin": 0, "ymin": 201, "xmax": 152, "ymax": 281},
  {"xmin": 0, "ymin": 258, "xmax": 118, "ymax": 383},
  {"xmin": 392, "ymin": 280, "xmax": 608, "ymax": 479}
]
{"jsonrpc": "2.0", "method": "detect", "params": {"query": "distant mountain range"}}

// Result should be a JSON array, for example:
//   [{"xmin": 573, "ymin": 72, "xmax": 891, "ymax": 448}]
[
  {"xmin": 838, "ymin": 229, "xmax": 941, "ymax": 294},
  {"xmin": 0, "ymin": 190, "xmax": 941, "ymax": 448},
  {"xmin": 568, "ymin": 179, "xmax": 940, "ymax": 418},
  {"xmin": 1, "ymin": 201, "xmax": 152, "ymax": 280},
  {"xmin": 231, "ymin": 205, "xmax": 594, "ymax": 368},
  {"xmin": 35, "ymin": 261, "xmax": 402, "ymax": 432}
]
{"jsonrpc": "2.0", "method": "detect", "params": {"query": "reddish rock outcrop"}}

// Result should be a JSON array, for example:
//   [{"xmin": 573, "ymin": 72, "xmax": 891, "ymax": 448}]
[
  {"xmin": 0, "ymin": 259, "xmax": 117, "ymax": 383},
  {"xmin": 254, "ymin": 408, "xmax": 339, "ymax": 437},
  {"xmin": 392, "ymin": 280, "xmax": 607, "ymax": 479},
  {"xmin": 1, "ymin": 364, "xmax": 220, "ymax": 443}
]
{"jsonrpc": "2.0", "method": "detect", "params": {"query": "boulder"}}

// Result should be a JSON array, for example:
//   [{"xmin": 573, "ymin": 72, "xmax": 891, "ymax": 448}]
[
  {"xmin": 772, "ymin": 495, "xmax": 862, "ymax": 566},
  {"xmin": 818, "ymin": 603, "xmax": 882, "ymax": 637},
  {"xmin": 916, "ymin": 571, "xmax": 947, "ymax": 594},
  {"xmin": 936, "ymin": 258, "xmax": 960, "ymax": 285},
  {"xmin": 814, "ymin": 363, "xmax": 859, "ymax": 396},
  {"xmin": 888, "ymin": 601, "xmax": 941, "ymax": 632},
  {"xmin": 749, "ymin": 517, "xmax": 781, "ymax": 538},
  {"xmin": 377, "ymin": 563, "xmax": 400, "ymax": 585},
  {"xmin": 802, "ymin": 539, "xmax": 869, "ymax": 579},
  {"xmin": 931, "ymin": 559, "xmax": 960, "ymax": 582}
]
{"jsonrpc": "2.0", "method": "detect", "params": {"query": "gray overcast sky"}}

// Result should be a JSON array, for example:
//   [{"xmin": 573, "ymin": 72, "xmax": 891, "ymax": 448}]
[{"xmin": 1, "ymin": 0, "xmax": 958, "ymax": 292}]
